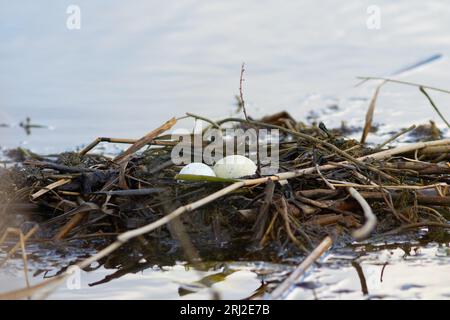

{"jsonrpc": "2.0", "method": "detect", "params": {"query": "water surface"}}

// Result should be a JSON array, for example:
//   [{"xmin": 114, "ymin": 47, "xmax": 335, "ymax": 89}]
[
  {"xmin": 1, "ymin": 1, "xmax": 450, "ymax": 152},
  {"xmin": 1, "ymin": 1, "xmax": 450, "ymax": 299}
]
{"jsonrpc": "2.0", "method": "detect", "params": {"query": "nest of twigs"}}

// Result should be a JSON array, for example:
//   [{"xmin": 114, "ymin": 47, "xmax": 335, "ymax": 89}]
[{"xmin": 1, "ymin": 111, "xmax": 450, "ymax": 265}]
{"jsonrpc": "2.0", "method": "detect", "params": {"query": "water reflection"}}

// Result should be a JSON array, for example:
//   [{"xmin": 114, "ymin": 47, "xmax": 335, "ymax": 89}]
[
  {"xmin": 351, "ymin": 260, "xmax": 368, "ymax": 296},
  {"xmin": 1, "ymin": 239, "xmax": 449, "ymax": 299},
  {"xmin": 286, "ymin": 241, "xmax": 450, "ymax": 300},
  {"xmin": 50, "ymin": 265, "xmax": 263, "ymax": 300}
]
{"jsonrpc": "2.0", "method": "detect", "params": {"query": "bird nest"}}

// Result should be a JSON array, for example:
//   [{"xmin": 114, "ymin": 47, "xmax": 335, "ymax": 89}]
[{"xmin": 1, "ymin": 111, "xmax": 449, "ymax": 270}]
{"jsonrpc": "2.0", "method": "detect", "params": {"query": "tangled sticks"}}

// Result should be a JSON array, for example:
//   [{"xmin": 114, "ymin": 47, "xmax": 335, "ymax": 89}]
[{"xmin": 1, "ymin": 111, "xmax": 449, "ymax": 299}]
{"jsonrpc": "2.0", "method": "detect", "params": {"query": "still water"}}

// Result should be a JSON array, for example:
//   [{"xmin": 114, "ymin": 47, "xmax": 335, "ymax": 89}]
[
  {"xmin": 1, "ymin": 238, "xmax": 448, "ymax": 299},
  {"xmin": 1, "ymin": 1, "xmax": 449, "ymax": 299},
  {"xmin": 1, "ymin": 1, "xmax": 450, "ymax": 152}
]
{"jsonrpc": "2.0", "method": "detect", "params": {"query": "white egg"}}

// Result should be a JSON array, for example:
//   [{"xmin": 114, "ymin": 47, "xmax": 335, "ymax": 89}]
[
  {"xmin": 179, "ymin": 163, "xmax": 216, "ymax": 177},
  {"xmin": 213, "ymin": 155, "xmax": 257, "ymax": 179}
]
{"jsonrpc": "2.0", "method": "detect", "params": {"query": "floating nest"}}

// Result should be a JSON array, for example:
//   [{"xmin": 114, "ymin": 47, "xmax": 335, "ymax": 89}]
[{"xmin": 1, "ymin": 111, "xmax": 450, "ymax": 269}]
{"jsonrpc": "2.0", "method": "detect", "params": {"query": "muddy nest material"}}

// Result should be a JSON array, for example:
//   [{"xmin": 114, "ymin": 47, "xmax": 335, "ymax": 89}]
[{"xmin": 1, "ymin": 112, "xmax": 450, "ymax": 263}]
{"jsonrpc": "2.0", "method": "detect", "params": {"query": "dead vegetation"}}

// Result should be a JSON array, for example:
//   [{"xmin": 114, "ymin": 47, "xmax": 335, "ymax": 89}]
[
  {"xmin": 0, "ymin": 109, "xmax": 449, "ymax": 299},
  {"xmin": 1, "ymin": 110, "xmax": 449, "ymax": 254},
  {"xmin": 0, "ymin": 72, "xmax": 449, "ymax": 299}
]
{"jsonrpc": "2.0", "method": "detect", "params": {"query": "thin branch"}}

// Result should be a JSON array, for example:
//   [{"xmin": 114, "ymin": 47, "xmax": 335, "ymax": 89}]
[
  {"xmin": 270, "ymin": 236, "xmax": 333, "ymax": 300},
  {"xmin": 239, "ymin": 63, "xmax": 249, "ymax": 121},
  {"xmin": 347, "ymin": 187, "xmax": 377, "ymax": 240},
  {"xmin": 113, "ymin": 117, "xmax": 177, "ymax": 163},
  {"xmin": 238, "ymin": 63, "xmax": 261, "ymax": 174},
  {"xmin": 19, "ymin": 231, "xmax": 30, "ymax": 289},
  {"xmin": 30, "ymin": 179, "xmax": 71, "ymax": 200},
  {"xmin": 374, "ymin": 124, "xmax": 417, "ymax": 151},
  {"xmin": 0, "ymin": 225, "xmax": 38, "ymax": 268},
  {"xmin": 419, "ymin": 87, "xmax": 450, "ymax": 129},
  {"xmin": 186, "ymin": 112, "xmax": 221, "ymax": 129},
  {"xmin": 79, "ymin": 137, "xmax": 177, "ymax": 155},
  {"xmin": 277, "ymin": 197, "xmax": 308, "ymax": 253},
  {"xmin": 361, "ymin": 81, "xmax": 385, "ymax": 144},
  {"xmin": 356, "ymin": 76, "xmax": 450, "ymax": 94},
  {"xmin": 315, "ymin": 164, "xmax": 335, "ymax": 190}
]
